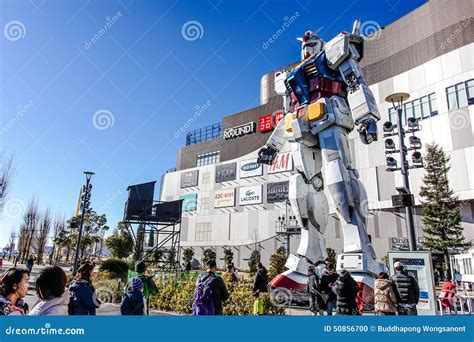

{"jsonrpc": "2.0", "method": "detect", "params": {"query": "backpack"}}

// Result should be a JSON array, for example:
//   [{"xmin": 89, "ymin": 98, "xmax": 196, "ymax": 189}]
[{"xmin": 192, "ymin": 274, "xmax": 216, "ymax": 315}]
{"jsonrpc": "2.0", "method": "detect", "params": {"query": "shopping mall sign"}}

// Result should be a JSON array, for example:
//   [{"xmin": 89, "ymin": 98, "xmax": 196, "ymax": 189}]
[
  {"xmin": 258, "ymin": 111, "xmax": 284, "ymax": 133},
  {"xmin": 240, "ymin": 159, "xmax": 263, "ymax": 178},
  {"xmin": 179, "ymin": 193, "xmax": 197, "ymax": 212},
  {"xmin": 214, "ymin": 188, "xmax": 235, "ymax": 208},
  {"xmin": 223, "ymin": 122, "xmax": 256, "ymax": 140},
  {"xmin": 239, "ymin": 185, "xmax": 262, "ymax": 205},
  {"xmin": 268, "ymin": 151, "xmax": 293, "ymax": 174}
]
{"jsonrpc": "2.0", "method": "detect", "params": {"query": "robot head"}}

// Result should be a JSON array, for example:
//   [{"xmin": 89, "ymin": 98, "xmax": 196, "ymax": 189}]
[{"xmin": 297, "ymin": 30, "xmax": 324, "ymax": 60}]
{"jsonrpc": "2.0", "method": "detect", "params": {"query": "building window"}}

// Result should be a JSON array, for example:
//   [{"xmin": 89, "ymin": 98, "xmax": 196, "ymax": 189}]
[
  {"xmin": 186, "ymin": 123, "xmax": 222, "ymax": 146},
  {"xmin": 446, "ymin": 79, "xmax": 474, "ymax": 110},
  {"xmin": 387, "ymin": 92, "xmax": 437, "ymax": 125},
  {"xmin": 196, "ymin": 151, "xmax": 220, "ymax": 167},
  {"xmin": 195, "ymin": 222, "xmax": 212, "ymax": 241}
]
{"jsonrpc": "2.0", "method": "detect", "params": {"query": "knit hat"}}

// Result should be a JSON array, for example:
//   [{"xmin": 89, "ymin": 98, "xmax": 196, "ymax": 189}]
[{"xmin": 130, "ymin": 277, "xmax": 144, "ymax": 291}]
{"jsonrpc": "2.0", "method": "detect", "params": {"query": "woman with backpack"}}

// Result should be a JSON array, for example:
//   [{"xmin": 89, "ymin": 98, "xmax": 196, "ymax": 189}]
[
  {"xmin": 192, "ymin": 260, "xmax": 229, "ymax": 315},
  {"xmin": 374, "ymin": 272, "xmax": 398, "ymax": 315},
  {"xmin": 68, "ymin": 262, "xmax": 100, "ymax": 315}
]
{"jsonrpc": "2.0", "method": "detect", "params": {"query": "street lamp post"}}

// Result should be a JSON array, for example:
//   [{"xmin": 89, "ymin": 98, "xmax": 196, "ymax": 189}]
[
  {"xmin": 72, "ymin": 171, "xmax": 94, "ymax": 276},
  {"xmin": 384, "ymin": 93, "xmax": 423, "ymax": 251}
]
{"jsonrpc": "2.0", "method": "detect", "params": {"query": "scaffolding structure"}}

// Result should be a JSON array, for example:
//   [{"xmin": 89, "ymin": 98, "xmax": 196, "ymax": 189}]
[
  {"xmin": 275, "ymin": 199, "xmax": 301, "ymax": 256},
  {"xmin": 123, "ymin": 200, "xmax": 182, "ymax": 272}
]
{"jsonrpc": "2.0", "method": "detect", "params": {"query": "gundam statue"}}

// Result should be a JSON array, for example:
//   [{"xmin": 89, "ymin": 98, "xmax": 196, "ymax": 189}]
[{"xmin": 257, "ymin": 20, "xmax": 384, "ymax": 305}]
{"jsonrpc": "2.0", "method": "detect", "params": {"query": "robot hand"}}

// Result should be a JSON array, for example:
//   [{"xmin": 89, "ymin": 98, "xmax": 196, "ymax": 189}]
[
  {"xmin": 357, "ymin": 118, "xmax": 378, "ymax": 145},
  {"xmin": 257, "ymin": 145, "xmax": 278, "ymax": 165}
]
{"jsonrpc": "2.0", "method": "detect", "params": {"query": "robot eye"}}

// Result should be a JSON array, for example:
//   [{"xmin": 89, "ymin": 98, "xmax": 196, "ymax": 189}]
[{"xmin": 306, "ymin": 43, "xmax": 316, "ymax": 47}]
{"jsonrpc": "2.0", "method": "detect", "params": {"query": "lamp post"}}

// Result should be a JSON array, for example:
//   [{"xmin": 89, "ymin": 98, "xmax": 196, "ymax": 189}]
[
  {"xmin": 384, "ymin": 93, "xmax": 423, "ymax": 251},
  {"xmin": 72, "ymin": 171, "xmax": 94, "ymax": 276}
]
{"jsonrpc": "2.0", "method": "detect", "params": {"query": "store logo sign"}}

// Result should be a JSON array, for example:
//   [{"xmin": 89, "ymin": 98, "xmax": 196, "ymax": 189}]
[
  {"xmin": 223, "ymin": 122, "xmax": 256, "ymax": 140},
  {"xmin": 239, "ymin": 185, "xmax": 262, "ymax": 205},
  {"xmin": 268, "ymin": 151, "xmax": 293, "ymax": 174},
  {"xmin": 258, "ymin": 111, "xmax": 284, "ymax": 133}
]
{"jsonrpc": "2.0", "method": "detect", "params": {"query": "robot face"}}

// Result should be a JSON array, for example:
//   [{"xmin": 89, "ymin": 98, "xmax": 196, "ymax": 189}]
[{"xmin": 298, "ymin": 30, "xmax": 324, "ymax": 60}]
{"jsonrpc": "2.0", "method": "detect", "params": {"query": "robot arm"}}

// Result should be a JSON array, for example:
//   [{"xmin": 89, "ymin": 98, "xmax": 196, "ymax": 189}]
[
  {"xmin": 257, "ymin": 70, "xmax": 290, "ymax": 165},
  {"xmin": 325, "ymin": 22, "xmax": 380, "ymax": 144},
  {"xmin": 257, "ymin": 117, "xmax": 286, "ymax": 165}
]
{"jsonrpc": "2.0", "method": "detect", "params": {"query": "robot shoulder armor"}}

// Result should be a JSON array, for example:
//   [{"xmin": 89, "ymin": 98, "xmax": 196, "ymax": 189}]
[{"xmin": 324, "ymin": 32, "xmax": 350, "ymax": 70}]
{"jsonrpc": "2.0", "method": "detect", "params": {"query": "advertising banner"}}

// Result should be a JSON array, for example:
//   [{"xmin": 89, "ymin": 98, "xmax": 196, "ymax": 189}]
[
  {"xmin": 180, "ymin": 170, "xmax": 199, "ymax": 188},
  {"xmin": 268, "ymin": 151, "xmax": 293, "ymax": 174},
  {"xmin": 214, "ymin": 189, "xmax": 235, "ymax": 208},
  {"xmin": 239, "ymin": 185, "xmax": 263, "ymax": 205},
  {"xmin": 388, "ymin": 251, "xmax": 437, "ymax": 315},
  {"xmin": 215, "ymin": 162, "xmax": 237, "ymax": 183},
  {"xmin": 179, "ymin": 193, "xmax": 197, "ymax": 212},
  {"xmin": 267, "ymin": 181, "xmax": 289, "ymax": 203},
  {"xmin": 240, "ymin": 159, "xmax": 263, "ymax": 178}
]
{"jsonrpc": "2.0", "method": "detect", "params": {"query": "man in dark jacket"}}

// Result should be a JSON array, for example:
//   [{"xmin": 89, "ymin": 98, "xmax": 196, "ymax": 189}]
[
  {"xmin": 391, "ymin": 261, "xmax": 420, "ymax": 315},
  {"xmin": 334, "ymin": 269, "xmax": 360, "ymax": 315},
  {"xmin": 195, "ymin": 260, "xmax": 229, "ymax": 315},
  {"xmin": 319, "ymin": 264, "xmax": 339, "ymax": 315},
  {"xmin": 253, "ymin": 263, "xmax": 268, "ymax": 293},
  {"xmin": 306, "ymin": 266, "xmax": 323, "ymax": 315}
]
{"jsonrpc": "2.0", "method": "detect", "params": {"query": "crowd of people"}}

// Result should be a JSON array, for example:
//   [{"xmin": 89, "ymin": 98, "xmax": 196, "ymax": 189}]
[{"xmin": 1, "ymin": 256, "xmax": 453, "ymax": 317}]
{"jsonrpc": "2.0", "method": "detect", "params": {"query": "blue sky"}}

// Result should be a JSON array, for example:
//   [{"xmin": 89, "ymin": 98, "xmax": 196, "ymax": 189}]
[{"xmin": 0, "ymin": 0, "xmax": 426, "ymax": 247}]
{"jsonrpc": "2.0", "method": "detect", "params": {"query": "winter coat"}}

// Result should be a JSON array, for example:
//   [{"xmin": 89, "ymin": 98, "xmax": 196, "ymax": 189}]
[
  {"xmin": 320, "ymin": 272, "xmax": 339, "ymax": 301},
  {"xmin": 374, "ymin": 279, "xmax": 397, "ymax": 313},
  {"xmin": 68, "ymin": 279, "xmax": 100, "ymax": 315},
  {"xmin": 197, "ymin": 272, "xmax": 229, "ymax": 315},
  {"xmin": 120, "ymin": 290, "xmax": 145, "ymax": 315},
  {"xmin": 391, "ymin": 270, "xmax": 420, "ymax": 305},
  {"xmin": 29, "ymin": 290, "xmax": 70, "ymax": 316},
  {"xmin": 334, "ymin": 271, "xmax": 360, "ymax": 315},
  {"xmin": 0, "ymin": 295, "xmax": 29, "ymax": 315},
  {"xmin": 253, "ymin": 268, "xmax": 269, "ymax": 293}
]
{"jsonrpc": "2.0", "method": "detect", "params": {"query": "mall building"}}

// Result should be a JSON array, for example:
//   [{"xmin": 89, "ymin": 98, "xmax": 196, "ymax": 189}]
[{"xmin": 160, "ymin": 0, "xmax": 474, "ymax": 269}]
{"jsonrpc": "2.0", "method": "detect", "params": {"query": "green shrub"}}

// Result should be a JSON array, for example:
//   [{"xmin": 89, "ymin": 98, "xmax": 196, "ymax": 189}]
[{"xmin": 99, "ymin": 258, "xmax": 130, "ymax": 280}]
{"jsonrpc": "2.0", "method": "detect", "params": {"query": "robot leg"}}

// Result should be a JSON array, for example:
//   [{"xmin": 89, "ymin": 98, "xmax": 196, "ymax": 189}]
[{"xmin": 284, "ymin": 173, "xmax": 328, "ymax": 275}]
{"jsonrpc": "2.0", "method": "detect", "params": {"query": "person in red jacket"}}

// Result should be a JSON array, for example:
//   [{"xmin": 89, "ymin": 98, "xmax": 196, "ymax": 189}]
[{"xmin": 439, "ymin": 281, "xmax": 457, "ymax": 314}]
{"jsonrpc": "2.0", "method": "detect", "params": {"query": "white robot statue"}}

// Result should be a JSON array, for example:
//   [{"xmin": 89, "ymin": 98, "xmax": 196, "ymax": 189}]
[{"xmin": 257, "ymin": 20, "xmax": 384, "ymax": 304}]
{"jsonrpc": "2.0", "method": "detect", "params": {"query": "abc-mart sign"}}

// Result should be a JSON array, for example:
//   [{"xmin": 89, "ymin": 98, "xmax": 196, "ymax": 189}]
[
  {"xmin": 239, "ymin": 185, "xmax": 262, "ymax": 205},
  {"xmin": 223, "ymin": 122, "xmax": 256, "ymax": 140},
  {"xmin": 240, "ymin": 159, "xmax": 262, "ymax": 178}
]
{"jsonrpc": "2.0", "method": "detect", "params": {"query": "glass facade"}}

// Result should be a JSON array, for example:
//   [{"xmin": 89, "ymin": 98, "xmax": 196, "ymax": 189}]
[
  {"xmin": 388, "ymin": 92, "xmax": 437, "ymax": 125},
  {"xmin": 446, "ymin": 79, "xmax": 474, "ymax": 110},
  {"xmin": 186, "ymin": 123, "xmax": 222, "ymax": 146},
  {"xmin": 196, "ymin": 151, "xmax": 220, "ymax": 166}
]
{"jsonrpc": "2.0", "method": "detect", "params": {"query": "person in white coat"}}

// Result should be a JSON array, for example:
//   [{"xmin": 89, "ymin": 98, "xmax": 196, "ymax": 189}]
[{"xmin": 29, "ymin": 266, "xmax": 69, "ymax": 316}]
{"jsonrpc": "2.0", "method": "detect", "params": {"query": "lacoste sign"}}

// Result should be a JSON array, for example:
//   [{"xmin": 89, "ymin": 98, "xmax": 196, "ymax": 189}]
[
  {"xmin": 238, "ymin": 185, "xmax": 262, "ymax": 205},
  {"xmin": 223, "ymin": 122, "xmax": 256, "ymax": 140}
]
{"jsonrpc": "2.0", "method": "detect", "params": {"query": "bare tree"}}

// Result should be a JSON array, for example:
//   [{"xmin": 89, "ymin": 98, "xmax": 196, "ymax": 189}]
[
  {"xmin": 17, "ymin": 224, "xmax": 28, "ymax": 264},
  {"xmin": 36, "ymin": 208, "xmax": 51, "ymax": 265},
  {"xmin": 0, "ymin": 153, "xmax": 15, "ymax": 212},
  {"xmin": 49, "ymin": 213, "xmax": 65, "ymax": 264},
  {"xmin": 20, "ymin": 196, "xmax": 40, "ymax": 263},
  {"xmin": 7, "ymin": 230, "xmax": 16, "ymax": 260}
]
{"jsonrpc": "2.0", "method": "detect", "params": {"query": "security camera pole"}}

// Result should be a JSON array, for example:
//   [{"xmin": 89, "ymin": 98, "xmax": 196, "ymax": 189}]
[
  {"xmin": 385, "ymin": 93, "xmax": 417, "ymax": 251},
  {"xmin": 72, "ymin": 171, "xmax": 95, "ymax": 276}
]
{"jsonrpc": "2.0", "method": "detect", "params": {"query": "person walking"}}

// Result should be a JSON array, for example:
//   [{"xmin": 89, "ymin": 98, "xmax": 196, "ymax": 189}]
[
  {"xmin": 374, "ymin": 272, "xmax": 397, "ymax": 315},
  {"xmin": 319, "ymin": 264, "xmax": 338, "ymax": 315},
  {"xmin": 26, "ymin": 255, "xmax": 35, "ymax": 274},
  {"xmin": 307, "ymin": 265, "xmax": 324, "ymax": 315},
  {"xmin": 334, "ymin": 269, "xmax": 360, "ymax": 316},
  {"xmin": 391, "ymin": 261, "xmax": 420, "ymax": 315},
  {"xmin": 192, "ymin": 260, "xmax": 229, "ymax": 315},
  {"xmin": 253, "ymin": 262, "xmax": 269, "ymax": 294},
  {"xmin": 439, "ymin": 281, "xmax": 457, "ymax": 314},
  {"xmin": 0, "ymin": 268, "xmax": 30, "ymax": 315},
  {"xmin": 29, "ymin": 266, "xmax": 69, "ymax": 316},
  {"xmin": 121, "ymin": 277, "xmax": 145, "ymax": 316},
  {"xmin": 68, "ymin": 262, "xmax": 100, "ymax": 315}
]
